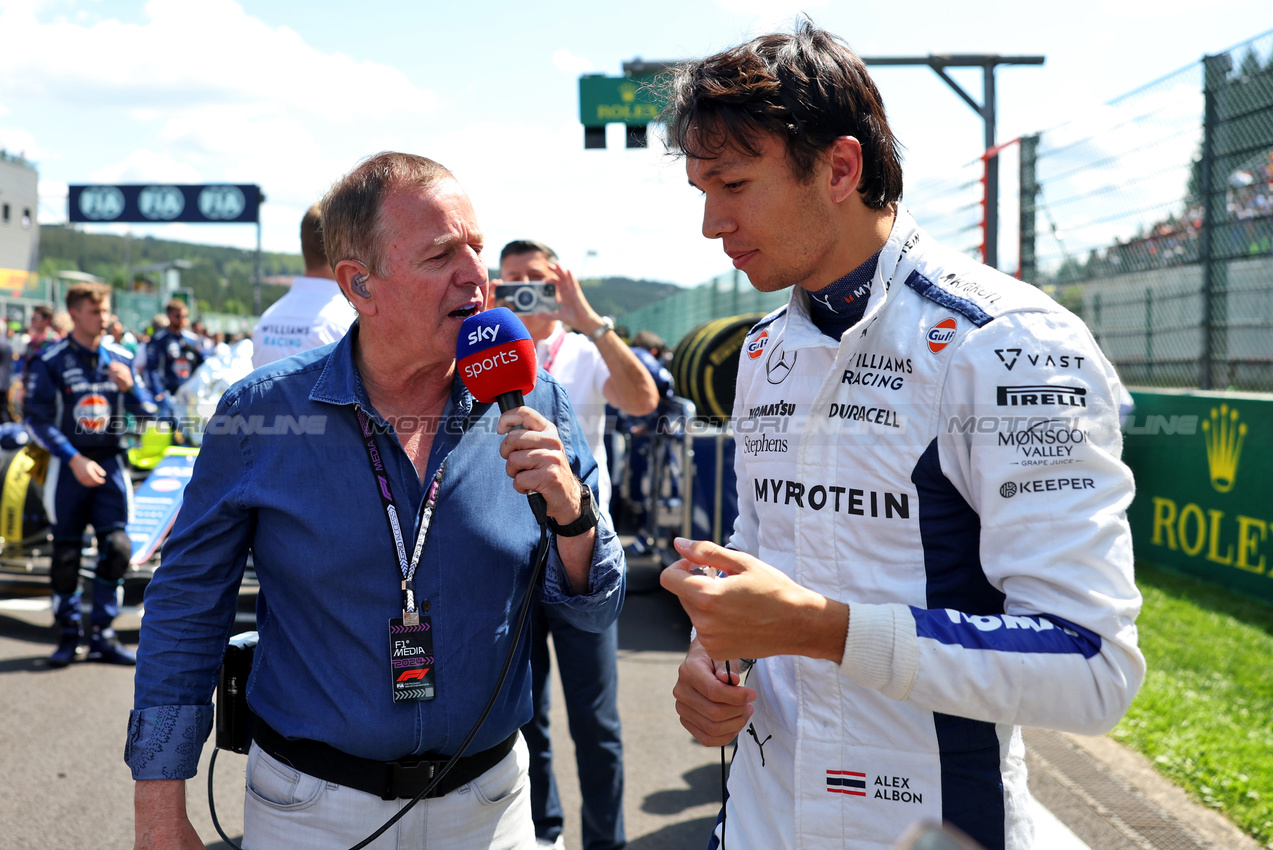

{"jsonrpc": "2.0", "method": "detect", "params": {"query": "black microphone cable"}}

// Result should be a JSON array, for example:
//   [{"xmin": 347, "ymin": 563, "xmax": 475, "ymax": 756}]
[
  {"xmin": 208, "ymin": 493, "xmax": 553, "ymax": 850},
  {"xmin": 719, "ymin": 659, "xmax": 730, "ymax": 849}
]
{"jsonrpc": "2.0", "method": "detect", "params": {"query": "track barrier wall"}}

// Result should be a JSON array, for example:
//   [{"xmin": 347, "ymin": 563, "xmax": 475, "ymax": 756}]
[{"xmin": 1124, "ymin": 388, "xmax": 1273, "ymax": 603}]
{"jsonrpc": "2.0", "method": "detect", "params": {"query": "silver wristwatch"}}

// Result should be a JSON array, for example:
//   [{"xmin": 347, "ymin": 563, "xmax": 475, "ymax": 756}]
[{"xmin": 590, "ymin": 316, "xmax": 615, "ymax": 341}]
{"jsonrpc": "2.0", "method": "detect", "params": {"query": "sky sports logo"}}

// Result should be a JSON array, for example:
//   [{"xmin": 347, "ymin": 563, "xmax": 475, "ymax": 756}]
[{"xmin": 996, "ymin": 385, "xmax": 1087, "ymax": 408}]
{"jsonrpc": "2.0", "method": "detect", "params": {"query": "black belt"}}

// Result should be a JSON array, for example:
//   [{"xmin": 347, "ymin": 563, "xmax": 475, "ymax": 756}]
[{"xmin": 253, "ymin": 720, "xmax": 518, "ymax": 801}]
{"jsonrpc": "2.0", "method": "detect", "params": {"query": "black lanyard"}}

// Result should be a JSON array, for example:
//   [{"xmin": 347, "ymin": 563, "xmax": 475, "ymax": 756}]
[{"xmin": 354, "ymin": 406, "xmax": 446, "ymax": 625}]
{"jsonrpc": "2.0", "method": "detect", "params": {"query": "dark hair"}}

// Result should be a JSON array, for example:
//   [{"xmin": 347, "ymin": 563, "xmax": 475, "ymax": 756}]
[
  {"xmin": 499, "ymin": 239, "xmax": 558, "ymax": 265},
  {"xmin": 661, "ymin": 19, "xmax": 903, "ymax": 208},
  {"xmin": 299, "ymin": 204, "xmax": 328, "ymax": 270},
  {"xmin": 633, "ymin": 330, "xmax": 665, "ymax": 352},
  {"xmin": 321, "ymin": 152, "xmax": 455, "ymax": 276},
  {"xmin": 32, "ymin": 304, "xmax": 54, "ymax": 320}
]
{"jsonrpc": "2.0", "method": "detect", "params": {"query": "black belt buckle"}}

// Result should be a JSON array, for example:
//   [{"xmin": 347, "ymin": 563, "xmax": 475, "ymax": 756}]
[{"xmin": 384, "ymin": 759, "xmax": 438, "ymax": 801}]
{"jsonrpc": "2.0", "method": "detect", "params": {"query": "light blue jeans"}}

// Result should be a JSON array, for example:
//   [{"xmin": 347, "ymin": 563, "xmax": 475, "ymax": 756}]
[{"xmin": 242, "ymin": 735, "xmax": 537, "ymax": 849}]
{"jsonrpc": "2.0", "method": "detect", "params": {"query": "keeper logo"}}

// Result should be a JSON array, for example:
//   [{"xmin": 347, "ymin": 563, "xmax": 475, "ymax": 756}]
[{"xmin": 1000, "ymin": 477, "xmax": 1095, "ymax": 497}]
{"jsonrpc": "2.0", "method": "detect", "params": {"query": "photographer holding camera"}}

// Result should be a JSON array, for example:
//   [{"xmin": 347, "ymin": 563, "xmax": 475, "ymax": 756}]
[{"xmin": 496, "ymin": 240, "xmax": 656, "ymax": 850}]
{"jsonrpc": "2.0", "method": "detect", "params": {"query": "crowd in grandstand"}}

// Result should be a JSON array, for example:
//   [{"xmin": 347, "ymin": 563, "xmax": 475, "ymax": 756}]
[{"xmin": 1056, "ymin": 149, "xmax": 1273, "ymax": 282}]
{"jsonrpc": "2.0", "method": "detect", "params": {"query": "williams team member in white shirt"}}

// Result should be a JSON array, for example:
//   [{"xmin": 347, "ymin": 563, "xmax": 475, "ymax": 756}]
[{"xmin": 252, "ymin": 204, "xmax": 357, "ymax": 368}]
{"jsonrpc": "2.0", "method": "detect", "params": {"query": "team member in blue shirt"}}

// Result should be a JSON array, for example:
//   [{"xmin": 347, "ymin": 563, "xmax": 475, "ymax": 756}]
[
  {"xmin": 127, "ymin": 152, "xmax": 625, "ymax": 850},
  {"xmin": 25, "ymin": 282, "xmax": 155, "ymax": 667},
  {"xmin": 144, "ymin": 299, "xmax": 204, "ymax": 419}
]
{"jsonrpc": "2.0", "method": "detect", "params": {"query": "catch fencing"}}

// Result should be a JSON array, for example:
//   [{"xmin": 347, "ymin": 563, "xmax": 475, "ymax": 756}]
[{"xmin": 1030, "ymin": 28, "xmax": 1273, "ymax": 391}]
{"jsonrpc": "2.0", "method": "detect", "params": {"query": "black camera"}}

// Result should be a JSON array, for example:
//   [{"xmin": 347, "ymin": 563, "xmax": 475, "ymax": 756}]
[
  {"xmin": 215, "ymin": 631, "xmax": 258, "ymax": 754},
  {"xmin": 494, "ymin": 282, "xmax": 557, "ymax": 314}
]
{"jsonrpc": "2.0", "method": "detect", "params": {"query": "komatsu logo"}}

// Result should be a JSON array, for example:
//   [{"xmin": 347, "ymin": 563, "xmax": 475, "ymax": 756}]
[
  {"xmin": 748, "ymin": 400, "xmax": 795, "ymax": 419},
  {"xmin": 753, "ymin": 477, "xmax": 909, "ymax": 518}
]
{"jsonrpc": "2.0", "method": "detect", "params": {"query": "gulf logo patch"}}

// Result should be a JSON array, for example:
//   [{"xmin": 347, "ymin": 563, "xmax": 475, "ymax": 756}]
[
  {"xmin": 73, "ymin": 393, "xmax": 110, "ymax": 433},
  {"xmin": 747, "ymin": 330, "xmax": 770, "ymax": 360},
  {"xmin": 926, "ymin": 317, "xmax": 957, "ymax": 354}
]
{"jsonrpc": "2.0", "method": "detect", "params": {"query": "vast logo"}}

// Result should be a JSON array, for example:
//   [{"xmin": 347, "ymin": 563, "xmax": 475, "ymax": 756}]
[
  {"xmin": 926, "ymin": 317, "xmax": 956, "ymax": 354},
  {"xmin": 747, "ymin": 330, "xmax": 769, "ymax": 360},
  {"xmin": 994, "ymin": 349, "xmax": 1086, "ymax": 371},
  {"xmin": 1202, "ymin": 404, "xmax": 1246, "ymax": 493}
]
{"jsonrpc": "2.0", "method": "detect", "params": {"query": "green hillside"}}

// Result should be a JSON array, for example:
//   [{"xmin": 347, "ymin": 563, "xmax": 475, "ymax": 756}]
[
  {"xmin": 39, "ymin": 226, "xmax": 299, "ymax": 315},
  {"xmin": 39, "ymin": 226, "xmax": 682, "ymax": 319}
]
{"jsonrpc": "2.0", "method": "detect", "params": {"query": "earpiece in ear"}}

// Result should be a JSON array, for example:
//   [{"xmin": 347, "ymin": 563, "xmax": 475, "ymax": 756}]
[{"xmin": 352, "ymin": 274, "xmax": 370, "ymax": 298}]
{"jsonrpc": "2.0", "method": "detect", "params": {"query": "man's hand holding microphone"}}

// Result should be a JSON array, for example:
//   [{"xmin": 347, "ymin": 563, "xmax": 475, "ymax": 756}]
[{"xmin": 456, "ymin": 306, "xmax": 597, "ymax": 595}]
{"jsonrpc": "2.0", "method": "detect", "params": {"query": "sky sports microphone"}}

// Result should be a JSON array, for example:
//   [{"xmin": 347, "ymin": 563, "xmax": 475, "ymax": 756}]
[
  {"xmin": 456, "ymin": 307, "xmax": 548, "ymax": 523},
  {"xmin": 456, "ymin": 307, "xmax": 537, "ymax": 412}
]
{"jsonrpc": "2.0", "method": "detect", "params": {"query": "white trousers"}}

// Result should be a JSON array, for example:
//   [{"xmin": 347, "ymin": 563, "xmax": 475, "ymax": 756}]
[{"xmin": 242, "ymin": 734, "xmax": 537, "ymax": 849}]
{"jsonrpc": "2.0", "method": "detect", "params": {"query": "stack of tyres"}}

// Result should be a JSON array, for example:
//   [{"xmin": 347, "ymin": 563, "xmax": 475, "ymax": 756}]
[
  {"xmin": 0, "ymin": 429, "xmax": 52, "ymax": 555},
  {"xmin": 669, "ymin": 314, "xmax": 765, "ymax": 423}
]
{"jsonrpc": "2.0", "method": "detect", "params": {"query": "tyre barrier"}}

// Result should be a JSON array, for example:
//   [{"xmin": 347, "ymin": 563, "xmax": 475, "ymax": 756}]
[
  {"xmin": 669, "ymin": 314, "xmax": 765, "ymax": 421},
  {"xmin": 0, "ymin": 444, "xmax": 51, "ymax": 551}
]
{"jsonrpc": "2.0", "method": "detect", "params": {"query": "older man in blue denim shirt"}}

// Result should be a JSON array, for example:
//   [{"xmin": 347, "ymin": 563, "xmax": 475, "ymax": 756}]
[{"xmin": 127, "ymin": 153, "xmax": 625, "ymax": 850}]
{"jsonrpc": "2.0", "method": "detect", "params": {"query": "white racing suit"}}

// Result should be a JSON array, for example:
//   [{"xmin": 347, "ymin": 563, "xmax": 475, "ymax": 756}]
[{"xmin": 718, "ymin": 208, "xmax": 1144, "ymax": 850}]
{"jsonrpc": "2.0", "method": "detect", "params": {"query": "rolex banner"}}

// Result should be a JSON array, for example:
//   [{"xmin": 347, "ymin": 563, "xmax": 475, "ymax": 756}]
[{"xmin": 1124, "ymin": 390, "xmax": 1273, "ymax": 603}]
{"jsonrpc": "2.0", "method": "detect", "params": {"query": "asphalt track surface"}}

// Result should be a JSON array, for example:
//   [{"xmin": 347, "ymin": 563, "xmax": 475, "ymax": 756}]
[{"xmin": 0, "ymin": 558, "xmax": 1259, "ymax": 850}]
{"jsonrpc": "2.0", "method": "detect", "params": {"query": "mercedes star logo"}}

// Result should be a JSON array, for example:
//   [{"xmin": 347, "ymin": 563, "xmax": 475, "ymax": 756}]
[{"xmin": 765, "ymin": 342, "xmax": 797, "ymax": 385}]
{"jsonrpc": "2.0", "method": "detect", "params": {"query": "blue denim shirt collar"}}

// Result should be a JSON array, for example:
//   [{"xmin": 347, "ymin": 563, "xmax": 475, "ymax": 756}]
[{"xmin": 308, "ymin": 321, "xmax": 475, "ymax": 424}]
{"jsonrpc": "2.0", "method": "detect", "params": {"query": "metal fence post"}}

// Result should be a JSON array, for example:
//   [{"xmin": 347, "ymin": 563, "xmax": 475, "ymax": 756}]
[
  {"xmin": 1199, "ymin": 52, "xmax": 1229, "ymax": 390},
  {"xmin": 1019, "ymin": 133, "xmax": 1039, "ymax": 283},
  {"xmin": 1145, "ymin": 287, "xmax": 1154, "ymax": 384}
]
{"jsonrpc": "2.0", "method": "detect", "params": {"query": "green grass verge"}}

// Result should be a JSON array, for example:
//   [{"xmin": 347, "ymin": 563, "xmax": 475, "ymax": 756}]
[{"xmin": 1110, "ymin": 561, "xmax": 1273, "ymax": 846}]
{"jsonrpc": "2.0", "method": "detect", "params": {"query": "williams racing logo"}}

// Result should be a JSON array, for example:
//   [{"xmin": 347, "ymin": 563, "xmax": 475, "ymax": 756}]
[
  {"xmin": 826, "ymin": 770, "xmax": 922, "ymax": 804},
  {"xmin": 73, "ymin": 394, "xmax": 111, "ymax": 434}
]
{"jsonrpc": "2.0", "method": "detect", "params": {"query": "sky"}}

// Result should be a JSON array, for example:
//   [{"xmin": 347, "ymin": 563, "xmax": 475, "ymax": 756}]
[{"xmin": 1, "ymin": 0, "xmax": 1270, "ymax": 287}]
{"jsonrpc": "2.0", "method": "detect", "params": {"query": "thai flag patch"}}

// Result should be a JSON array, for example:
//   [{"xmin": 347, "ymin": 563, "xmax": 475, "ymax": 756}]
[{"xmin": 826, "ymin": 770, "xmax": 867, "ymax": 796}]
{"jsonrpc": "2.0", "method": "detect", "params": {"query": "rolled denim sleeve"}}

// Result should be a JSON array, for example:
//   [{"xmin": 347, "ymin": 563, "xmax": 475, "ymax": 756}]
[
  {"xmin": 126, "ymin": 389, "xmax": 255, "ymax": 780},
  {"xmin": 125, "ymin": 705, "xmax": 214, "ymax": 780}
]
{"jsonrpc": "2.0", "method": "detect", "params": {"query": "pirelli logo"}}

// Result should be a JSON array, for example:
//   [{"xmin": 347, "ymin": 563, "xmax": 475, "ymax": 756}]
[{"xmin": 996, "ymin": 385, "xmax": 1087, "ymax": 408}]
